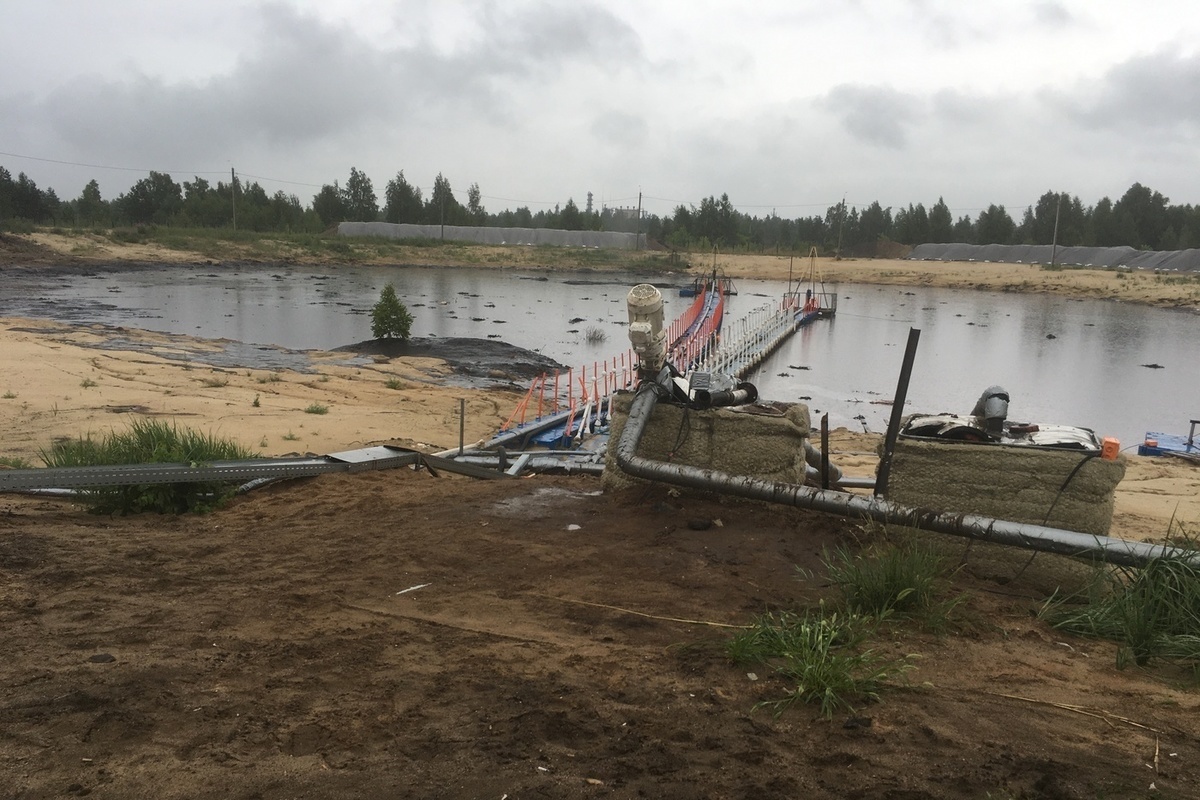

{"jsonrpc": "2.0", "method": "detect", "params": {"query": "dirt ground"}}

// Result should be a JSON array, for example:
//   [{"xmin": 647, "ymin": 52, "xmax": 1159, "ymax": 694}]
[
  {"xmin": 4, "ymin": 471, "xmax": 1200, "ymax": 800},
  {"xmin": 3, "ymin": 232, "xmax": 1200, "ymax": 798}
]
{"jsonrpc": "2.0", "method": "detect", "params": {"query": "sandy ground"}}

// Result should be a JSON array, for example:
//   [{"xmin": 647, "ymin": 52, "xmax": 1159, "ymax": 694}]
[
  {"xmin": 3, "ymin": 232, "xmax": 1200, "ymax": 798},
  {"xmin": 0, "ymin": 318, "xmax": 521, "ymax": 464}
]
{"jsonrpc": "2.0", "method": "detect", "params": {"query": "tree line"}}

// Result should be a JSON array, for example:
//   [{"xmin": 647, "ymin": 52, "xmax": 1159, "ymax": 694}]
[{"xmin": 2, "ymin": 163, "xmax": 1198, "ymax": 255}]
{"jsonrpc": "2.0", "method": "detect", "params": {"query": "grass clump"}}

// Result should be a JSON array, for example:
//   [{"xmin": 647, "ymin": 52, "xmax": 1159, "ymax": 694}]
[
  {"xmin": 824, "ymin": 543, "xmax": 963, "ymax": 630},
  {"xmin": 2, "ymin": 391, "xmax": 16, "ymax": 399},
  {"xmin": 384, "ymin": 377, "xmax": 406, "ymax": 390},
  {"xmin": 41, "ymin": 418, "xmax": 255, "ymax": 514},
  {"xmin": 304, "ymin": 403, "xmax": 329, "ymax": 415},
  {"xmin": 1043, "ymin": 526, "xmax": 1200, "ymax": 670},
  {"xmin": 584, "ymin": 326, "xmax": 607, "ymax": 344},
  {"xmin": 1, "ymin": 455, "xmax": 33, "ymax": 469},
  {"xmin": 727, "ymin": 605, "xmax": 913, "ymax": 718},
  {"xmin": 80, "ymin": 377, "xmax": 97, "ymax": 388}
]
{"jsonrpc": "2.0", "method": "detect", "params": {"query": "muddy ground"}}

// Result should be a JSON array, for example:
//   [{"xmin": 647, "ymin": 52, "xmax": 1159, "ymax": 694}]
[{"xmin": 3, "ymin": 471, "xmax": 1199, "ymax": 799}]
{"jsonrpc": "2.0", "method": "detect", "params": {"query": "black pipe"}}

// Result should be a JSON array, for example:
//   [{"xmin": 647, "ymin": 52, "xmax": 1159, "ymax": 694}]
[{"xmin": 614, "ymin": 386, "xmax": 1195, "ymax": 569}]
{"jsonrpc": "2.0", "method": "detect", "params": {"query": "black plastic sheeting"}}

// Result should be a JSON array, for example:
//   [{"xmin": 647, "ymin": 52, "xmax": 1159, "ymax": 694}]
[{"xmin": 907, "ymin": 243, "xmax": 1200, "ymax": 271}]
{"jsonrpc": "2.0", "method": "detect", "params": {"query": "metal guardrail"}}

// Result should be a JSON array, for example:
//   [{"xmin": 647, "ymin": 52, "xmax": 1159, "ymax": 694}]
[
  {"xmin": 0, "ymin": 446, "xmax": 421, "ymax": 493},
  {"xmin": 703, "ymin": 301, "xmax": 799, "ymax": 379}
]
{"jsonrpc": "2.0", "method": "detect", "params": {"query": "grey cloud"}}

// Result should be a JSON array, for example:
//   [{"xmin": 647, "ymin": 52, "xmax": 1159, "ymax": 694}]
[
  {"xmin": 818, "ymin": 85, "xmax": 919, "ymax": 148},
  {"xmin": 930, "ymin": 88, "xmax": 999, "ymax": 126},
  {"xmin": 1031, "ymin": 1, "xmax": 1074, "ymax": 26},
  {"xmin": 590, "ymin": 111, "xmax": 648, "ymax": 148},
  {"xmin": 1059, "ymin": 49, "xmax": 1200, "ymax": 132},
  {"xmin": 486, "ymin": 2, "xmax": 642, "ymax": 68},
  {"xmin": 31, "ymin": 1, "xmax": 645, "ymax": 170}
]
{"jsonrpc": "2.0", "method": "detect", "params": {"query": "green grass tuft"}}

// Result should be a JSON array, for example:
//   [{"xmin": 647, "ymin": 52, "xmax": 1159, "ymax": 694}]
[
  {"xmin": 823, "ymin": 543, "xmax": 963, "ymax": 630},
  {"xmin": 727, "ymin": 606, "xmax": 913, "ymax": 718},
  {"xmin": 1043, "ymin": 525, "xmax": 1200, "ymax": 670},
  {"xmin": 41, "ymin": 418, "xmax": 254, "ymax": 514},
  {"xmin": 304, "ymin": 403, "xmax": 329, "ymax": 415}
]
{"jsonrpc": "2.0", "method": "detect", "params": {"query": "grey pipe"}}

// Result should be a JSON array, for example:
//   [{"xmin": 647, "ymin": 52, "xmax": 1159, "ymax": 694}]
[
  {"xmin": 615, "ymin": 387, "xmax": 1196, "ymax": 569},
  {"xmin": 454, "ymin": 454, "xmax": 605, "ymax": 476}
]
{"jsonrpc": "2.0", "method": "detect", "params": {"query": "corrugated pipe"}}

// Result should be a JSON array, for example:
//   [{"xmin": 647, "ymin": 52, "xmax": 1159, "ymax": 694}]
[{"xmin": 615, "ymin": 387, "xmax": 1196, "ymax": 569}]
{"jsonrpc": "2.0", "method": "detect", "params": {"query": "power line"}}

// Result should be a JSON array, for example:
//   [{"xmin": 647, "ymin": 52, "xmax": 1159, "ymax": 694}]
[
  {"xmin": 478, "ymin": 193, "xmax": 559, "ymax": 207},
  {"xmin": 238, "ymin": 172, "xmax": 323, "ymax": 189},
  {"xmin": 0, "ymin": 149, "xmax": 224, "ymax": 176}
]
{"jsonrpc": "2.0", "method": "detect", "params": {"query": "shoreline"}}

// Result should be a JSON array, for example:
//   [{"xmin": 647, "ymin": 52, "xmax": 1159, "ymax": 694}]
[
  {"xmin": 4, "ymin": 230, "xmax": 1199, "ymax": 311},
  {"xmin": 1, "ymin": 232, "xmax": 1197, "ymax": 543},
  {"xmin": 2, "ymin": 313, "xmax": 1197, "ymax": 547}
]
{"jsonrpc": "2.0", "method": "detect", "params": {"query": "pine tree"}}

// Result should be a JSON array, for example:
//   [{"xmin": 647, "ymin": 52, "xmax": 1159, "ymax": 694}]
[{"xmin": 370, "ymin": 283, "xmax": 413, "ymax": 340}]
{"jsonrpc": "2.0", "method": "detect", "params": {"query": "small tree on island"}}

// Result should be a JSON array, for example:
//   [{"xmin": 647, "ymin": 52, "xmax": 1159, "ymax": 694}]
[{"xmin": 371, "ymin": 283, "xmax": 413, "ymax": 340}]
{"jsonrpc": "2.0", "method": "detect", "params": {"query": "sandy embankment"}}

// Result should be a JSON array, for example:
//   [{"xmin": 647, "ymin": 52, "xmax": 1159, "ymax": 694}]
[
  {"xmin": 0, "ymin": 319, "xmax": 518, "ymax": 464},
  {"xmin": 2, "ymin": 232, "xmax": 1197, "ymax": 542}
]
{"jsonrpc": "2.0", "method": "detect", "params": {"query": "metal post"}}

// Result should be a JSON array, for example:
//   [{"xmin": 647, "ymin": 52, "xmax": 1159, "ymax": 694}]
[
  {"xmin": 636, "ymin": 191, "xmax": 642, "ymax": 251},
  {"xmin": 875, "ymin": 327, "xmax": 921, "ymax": 497},
  {"xmin": 820, "ymin": 413, "xmax": 830, "ymax": 490},
  {"xmin": 1050, "ymin": 192, "xmax": 1062, "ymax": 269},
  {"xmin": 458, "ymin": 397, "xmax": 466, "ymax": 456}
]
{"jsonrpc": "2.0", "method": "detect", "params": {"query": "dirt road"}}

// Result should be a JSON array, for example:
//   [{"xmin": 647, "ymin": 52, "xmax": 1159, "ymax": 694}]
[{"xmin": 4, "ymin": 471, "xmax": 1200, "ymax": 799}]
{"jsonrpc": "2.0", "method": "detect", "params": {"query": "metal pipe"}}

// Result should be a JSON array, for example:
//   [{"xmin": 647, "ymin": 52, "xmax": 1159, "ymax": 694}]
[
  {"xmin": 455, "ymin": 454, "xmax": 605, "ymax": 476},
  {"xmin": 614, "ymin": 387, "xmax": 1196, "ymax": 569}
]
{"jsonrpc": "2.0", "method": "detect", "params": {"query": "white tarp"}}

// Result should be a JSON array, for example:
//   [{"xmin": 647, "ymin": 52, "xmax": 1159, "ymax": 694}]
[{"xmin": 339, "ymin": 221, "xmax": 640, "ymax": 250}]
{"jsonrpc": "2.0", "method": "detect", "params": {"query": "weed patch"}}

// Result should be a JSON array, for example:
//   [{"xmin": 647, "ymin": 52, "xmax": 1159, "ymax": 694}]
[
  {"xmin": 727, "ymin": 606, "xmax": 913, "ymax": 718},
  {"xmin": 1043, "ymin": 525, "xmax": 1200, "ymax": 670},
  {"xmin": 41, "ymin": 419, "xmax": 254, "ymax": 514},
  {"xmin": 823, "ymin": 543, "xmax": 964, "ymax": 630}
]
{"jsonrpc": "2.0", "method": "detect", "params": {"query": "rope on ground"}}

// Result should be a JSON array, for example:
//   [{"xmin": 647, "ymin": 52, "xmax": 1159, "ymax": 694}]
[
  {"xmin": 530, "ymin": 593, "xmax": 750, "ymax": 629},
  {"xmin": 983, "ymin": 691, "xmax": 1160, "ymax": 733}
]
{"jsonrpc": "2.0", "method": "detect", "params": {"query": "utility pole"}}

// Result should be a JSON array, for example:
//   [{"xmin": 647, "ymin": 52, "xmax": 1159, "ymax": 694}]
[
  {"xmin": 231, "ymin": 167, "xmax": 237, "ymax": 232},
  {"xmin": 835, "ymin": 195, "xmax": 846, "ymax": 260},
  {"xmin": 636, "ymin": 191, "xmax": 642, "ymax": 251},
  {"xmin": 1050, "ymin": 192, "xmax": 1062, "ymax": 269}
]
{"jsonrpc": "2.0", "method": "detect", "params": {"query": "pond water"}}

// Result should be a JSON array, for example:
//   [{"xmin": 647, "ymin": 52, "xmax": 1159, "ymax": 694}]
[{"xmin": 2, "ymin": 263, "xmax": 1196, "ymax": 448}]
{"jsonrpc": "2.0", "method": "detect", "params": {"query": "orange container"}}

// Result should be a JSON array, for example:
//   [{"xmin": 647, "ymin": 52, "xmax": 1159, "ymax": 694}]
[{"xmin": 1101, "ymin": 437, "xmax": 1120, "ymax": 460}]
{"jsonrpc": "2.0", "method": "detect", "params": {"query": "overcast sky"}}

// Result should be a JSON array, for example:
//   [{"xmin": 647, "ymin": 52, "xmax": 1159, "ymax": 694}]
[{"xmin": 3, "ymin": 0, "xmax": 1198, "ymax": 219}]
